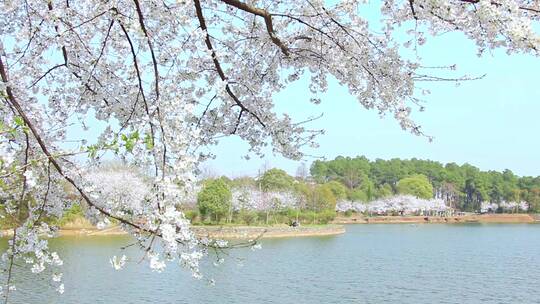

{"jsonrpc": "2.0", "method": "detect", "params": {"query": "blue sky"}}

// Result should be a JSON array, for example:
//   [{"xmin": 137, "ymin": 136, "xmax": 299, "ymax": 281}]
[{"xmin": 204, "ymin": 31, "xmax": 540, "ymax": 178}]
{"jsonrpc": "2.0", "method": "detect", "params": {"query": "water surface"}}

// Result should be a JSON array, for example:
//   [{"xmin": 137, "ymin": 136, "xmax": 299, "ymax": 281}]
[{"xmin": 2, "ymin": 224, "xmax": 539, "ymax": 304}]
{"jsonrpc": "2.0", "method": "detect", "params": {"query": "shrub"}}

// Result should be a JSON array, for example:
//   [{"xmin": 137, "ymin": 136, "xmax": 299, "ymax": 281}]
[
  {"xmin": 317, "ymin": 209, "xmax": 336, "ymax": 224},
  {"xmin": 184, "ymin": 210, "xmax": 199, "ymax": 223},
  {"xmin": 56, "ymin": 203, "xmax": 84, "ymax": 226},
  {"xmin": 239, "ymin": 210, "xmax": 259, "ymax": 226}
]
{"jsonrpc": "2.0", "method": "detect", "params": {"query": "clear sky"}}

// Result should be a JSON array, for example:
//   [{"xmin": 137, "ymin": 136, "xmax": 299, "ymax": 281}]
[{"xmin": 203, "ymin": 30, "xmax": 540, "ymax": 178}]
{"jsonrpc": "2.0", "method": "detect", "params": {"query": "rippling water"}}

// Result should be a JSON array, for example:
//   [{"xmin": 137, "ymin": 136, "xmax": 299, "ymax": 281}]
[{"xmin": 2, "ymin": 224, "xmax": 540, "ymax": 304}]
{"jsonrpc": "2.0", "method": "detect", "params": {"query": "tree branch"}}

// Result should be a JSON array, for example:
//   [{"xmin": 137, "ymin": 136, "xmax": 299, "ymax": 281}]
[
  {"xmin": 219, "ymin": 0, "xmax": 290, "ymax": 56},
  {"xmin": 0, "ymin": 54, "xmax": 146, "ymax": 233},
  {"xmin": 193, "ymin": 0, "xmax": 266, "ymax": 130}
]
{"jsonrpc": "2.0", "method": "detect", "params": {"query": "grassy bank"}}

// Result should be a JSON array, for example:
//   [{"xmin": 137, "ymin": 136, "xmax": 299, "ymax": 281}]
[{"xmin": 184, "ymin": 208, "xmax": 336, "ymax": 226}]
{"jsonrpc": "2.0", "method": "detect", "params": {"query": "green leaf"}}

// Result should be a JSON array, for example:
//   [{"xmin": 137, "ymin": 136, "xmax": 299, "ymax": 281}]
[
  {"xmin": 144, "ymin": 133, "xmax": 154, "ymax": 150},
  {"xmin": 125, "ymin": 139, "xmax": 135, "ymax": 153},
  {"xmin": 130, "ymin": 131, "xmax": 140, "ymax": 140},
  {"xmin": 88, "ymin": 145, "xmax": 98, "ymax": 158},
  {"xmin": 14, "ymin": 116, "xmax": 25, "ymax": 127}
]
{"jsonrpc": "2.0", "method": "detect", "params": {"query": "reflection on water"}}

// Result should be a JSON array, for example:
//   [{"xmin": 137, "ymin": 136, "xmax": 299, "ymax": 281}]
[{"xmin": 1, "ymin": 224, "xmax": 539, "ymax": 304}]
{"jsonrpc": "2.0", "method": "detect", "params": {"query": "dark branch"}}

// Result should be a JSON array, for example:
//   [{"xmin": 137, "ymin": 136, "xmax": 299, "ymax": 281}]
[
  {"xmin": 193, "ymin": 0, "xmax": 266, "ymax": 129},
  {"xmin": 219, "ymin": 0, "xmax": 290, "ymax": 56}
]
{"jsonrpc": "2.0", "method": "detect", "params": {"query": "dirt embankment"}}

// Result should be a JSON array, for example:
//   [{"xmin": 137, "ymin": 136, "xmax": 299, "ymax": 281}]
[
  {"xmin": 1, "ymin": 224, "xmax": 346, "ymax": 239},
  {"xmin": 192, "ymin": 225, "xmax": 346, "ymax": 239},
  {"xmin": 333, "ymin": 213, "xmax": 538, "ymax": 224}
]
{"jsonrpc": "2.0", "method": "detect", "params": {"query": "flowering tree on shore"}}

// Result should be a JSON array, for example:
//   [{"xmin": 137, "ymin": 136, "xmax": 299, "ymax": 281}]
[
  {"xmin": 1, "ymin": 0, "xmax": 539, "ymax": 299},
  {"xmin": 336, "ymin": 195, "xmax": 449, "ymax": 216},
  {"xmin": 84, "ymin": 165, "xmax": 150, "ymax": 224},
  {"xmin": 232, "ymin": 188, "xmax": 298, "ymax": 212},
  {"xmin": 481, "ymin": 201, "xmax": 529, "ymax": 213},
  {"xmin": 232, "ymin": 187, "xmax": 299, "ymax": 223}
]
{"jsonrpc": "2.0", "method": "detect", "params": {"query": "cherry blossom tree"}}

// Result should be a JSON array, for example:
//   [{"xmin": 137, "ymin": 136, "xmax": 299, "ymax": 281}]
[
  {"xmin": 481, "ymin": 200, "xmax": 530, "ymax": 213},
  {"xmin": 337, "ymin": 195, "xmax": 450, "ymax": 215},
  {"xmin": 1, "ymin": 0, "xmax": 539, "ymax": 299},
  {"xmin": 480, "ymin": 201, "xmax": 499, "ymax": 213},
  {"xmin": 232, "ymin": 186, "xmax": 299, "ymax": 223},
  {"xmin": 84, "ymin": 164, "xmax": 151, "ymax": 223}
]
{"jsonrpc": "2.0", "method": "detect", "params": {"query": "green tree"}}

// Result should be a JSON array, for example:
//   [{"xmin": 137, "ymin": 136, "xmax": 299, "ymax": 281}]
[
  {"xmin": 370, "ymin": 158, "xmax": 409, "ymax": 187},
  {"xmin": 396, "ymin": 174, "xmax": 433, "ymax": 199},
  {"xmin": 324, "ymin": 181, "xmax": 348, "ymax": 201},
  {"xmin": 502, "ymin": 169, "xmax": 519, "ymax": 202},
  {"xmin": 259, "ymin": 168, "xmax": 295, "ymax": 191},
  {"xmin": 461, "ymin": 164, "xmax": 489, "ymax": 210},
  {"xmin": 357, "ymin": 173, "xmax": 375, "ymax": 201},
  {"xmin": 312, "ymin": 184, "xmax": 337, "ymax": 211},
  {"xmin": 524, "ymin": 188, "xmax": 540, "ymax": 212},
  {"xmin": 375, "ymin": 183, "xmax": 394, "ymax": 199},
  {"xmin": 349, "ymin": 189, "xmax": 368, "ymax": 202},
  {"xmin": 299, "ymin": 184, "xmax": 337, "ymax": 212},
  {"xmin": 310, "ymin": 160, "xmax": 329, "ymax": 183},
  {"xmin": 197, "ymin": 179, "xmax": 232, "ymax": 222},
  {"xmin": 310, "ymin": 156, "xmax": 370, "ymax": 188}
]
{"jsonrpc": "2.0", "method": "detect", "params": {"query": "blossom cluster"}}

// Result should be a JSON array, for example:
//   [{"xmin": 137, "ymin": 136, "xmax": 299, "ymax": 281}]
[
  {"xmin": 336, "ymin": 195, "xmax": 450, "ymax": 215},
  {"xmin": 480, "ymin": 201, "xmax": 529, "ymax": 213},
  {"xmin": 232, "ymin": 188, "xmax": 299, "ymax": 211}
]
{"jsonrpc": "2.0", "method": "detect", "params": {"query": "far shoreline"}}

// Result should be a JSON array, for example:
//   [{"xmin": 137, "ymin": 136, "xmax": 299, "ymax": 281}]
[
  {"xmin": 333, "ymin": 213, "xmax": 540, "ymax": 224},
  {"xmin": 2, "ymin": 214, "xmax": 538, "ymax": 239}
]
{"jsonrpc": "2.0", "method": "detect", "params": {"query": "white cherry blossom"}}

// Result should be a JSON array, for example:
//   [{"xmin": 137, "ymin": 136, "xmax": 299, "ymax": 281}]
[{"xmin": 1, "ymin": 0, "xmax": 539, "ymax": 298}]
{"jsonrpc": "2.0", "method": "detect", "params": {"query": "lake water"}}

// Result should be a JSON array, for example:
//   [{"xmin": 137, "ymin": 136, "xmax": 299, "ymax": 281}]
[{"xmin": 2, "ymin": 224, "xmax": 540, "ymax": 304}]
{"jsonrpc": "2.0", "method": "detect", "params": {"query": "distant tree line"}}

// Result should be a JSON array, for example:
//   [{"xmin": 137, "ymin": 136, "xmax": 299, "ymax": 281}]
[
  {"xmin": 190, "ymin": 156, "xmax": 539, "ymax": 224},
  {"xmin": 310, "ymin": 156, "xmax": 540, "ymax": 212}
]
